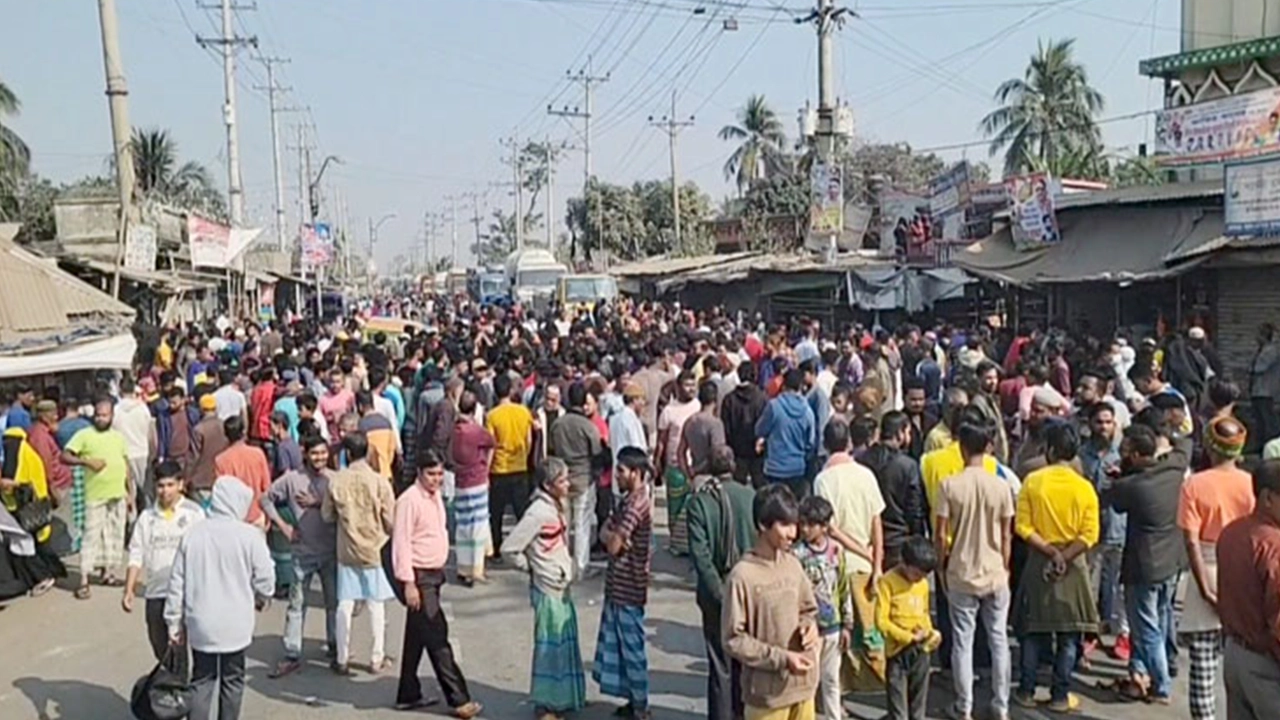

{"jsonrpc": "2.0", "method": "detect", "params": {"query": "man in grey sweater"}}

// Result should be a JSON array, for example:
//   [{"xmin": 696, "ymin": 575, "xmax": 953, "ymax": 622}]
[{"xmin": 166, "ymin": 476, "xmax": 275, "ymax": 720}]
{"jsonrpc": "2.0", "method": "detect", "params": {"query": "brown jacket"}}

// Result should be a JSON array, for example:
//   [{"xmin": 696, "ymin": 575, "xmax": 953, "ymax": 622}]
[
  {"xmin": 188, "ymin": 414, "xmax": 229, "ymax": 491},
  {"xmin": 322, "ymin": 459, "xmax": 395, "ymax": 568},
  {"xmin": 723, "ymin": 548, "xmax": 820, "ymax": 710}
]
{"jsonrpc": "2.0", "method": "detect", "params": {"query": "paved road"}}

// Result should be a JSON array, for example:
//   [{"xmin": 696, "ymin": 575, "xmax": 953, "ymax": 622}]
[{"xmin": 0, "ymin": 496, "xmax": 1201, "ymax": 719}]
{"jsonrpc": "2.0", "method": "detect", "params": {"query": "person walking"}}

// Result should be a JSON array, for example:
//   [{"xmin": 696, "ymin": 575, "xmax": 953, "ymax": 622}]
[
  {"xmin": 324, "ymin": 432, "xmax": 397, "ymax": 675},
  {"xmin": 164, "ymin": 477, "xmax": 275, "ymax": 720},
  {"xmin": 188, "ymin": 395, "xmax": 229, "ymax": 505},
  {"xmin": 62, "ymin": 399, "xmax": 133, "ymax": 599},
  {"xmin": 451, "ymin": 391, "xmax": 495, "ymax": 586},
  {"xmin": 934, "ymin": 417, "xmax": 1015, "ymax": 720},
  {"xmin": 261, "ymin": 435, "xmax": 338, "ymax": 678},
  {"xmin": 686, "ymin": 446, "xmax": 757, "ymax": 720},
  {"xmin": 392, "ymin": 449, "xmax": 482, "ymax": 718},
  {"xmin": 123, "ymin": 461, "xmax": 204, "ymax": 678},
  {"xmin": 114, "ymin": 378, "xmax": 156, "ymax": 507},
  {"xmin": 501, "ymin": 457, "xmax": 587, "ymax": 720}
]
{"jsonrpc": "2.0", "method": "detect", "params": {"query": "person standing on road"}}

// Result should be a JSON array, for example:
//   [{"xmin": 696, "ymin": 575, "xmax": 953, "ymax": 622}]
[
  {"xmin": 686, "ymin": 446, "xmax": 757, "ymax": 720},
  {"xmin": 485, "ymin": 373, "xmax": 534, "ymax": 555},
  {"xmin": 188, "ymin": 395, "xmax": 229, "ymax": 505},
  {"xmin": 323, "ymin": 432, "xmax": 396, "ymax": 675},
  {"xmin": 261, "ymin": 434, "xmax": 338, "ymax": 678},
  {"xmin": 123, "ymin": 461, "xmax": 204, "ymax": 678},
  {"xmin": 755, "ymin": 369, "xmax": 818, "ymax": 501},
  {"xmin": 450, "ymin": 391, "xmax": 495, "ymax": 586},
  {"xmin": 114, "ymin": 378, "xmax": 156, "ymax": 507},
  {"xmin": 934, "ymin": 417, "xmax": 1015, "ymax": 720},
  {"xmin": 721, "ymin": 361, "xmax": 768, "ymax": 488},
  {"xmin": 62, "ymin": 399, "xmax": 133, "ymax": 600},
  {"xmin": 165, "ymin": 476, "xmax": 275, "ymax": 720},
  {"xmin": 501, "ymin": 457, "xmax": 587, "ymax": 720},
  {"xmin": 1215, "ymin": 459, "xmax": 1280, "ymax": 720},
  {"xmin": 214, "ymin": 417, "xmax": 271, "ymax": 530},
  {"xmin": 392, "ymin": 449, "xmax": 483, "ymax": 718},
  {"xmin": 549, "ymin": 383, "xmax": 605, "ymax": 578}
]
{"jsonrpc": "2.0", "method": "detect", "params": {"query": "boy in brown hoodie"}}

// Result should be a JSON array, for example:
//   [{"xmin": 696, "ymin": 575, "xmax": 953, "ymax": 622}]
[{"xmin": 723, "ymin": 484, "xmax": 821, "ymax": 720}]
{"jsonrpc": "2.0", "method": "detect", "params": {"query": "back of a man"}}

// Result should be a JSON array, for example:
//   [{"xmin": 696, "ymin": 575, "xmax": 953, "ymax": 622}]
[
  {"xmin": 938, "ymin": 465, "xmax": 1014, "ymax": 596},
  {"xmin": 357, "ymin": 410, "xmax": 397, "ymax": 479}
]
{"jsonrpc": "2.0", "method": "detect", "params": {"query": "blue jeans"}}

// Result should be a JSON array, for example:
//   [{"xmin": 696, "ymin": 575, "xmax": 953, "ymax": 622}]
[
  {"xmin": 1127, "ymin": 576, "xmax": 1177, "ymax": 698},
  {"xmin": 284, "ymin": 557, "xmax": 338, "ymax": 660},
  {"xmin": 1019, "ymin": 632, "xmax": 1080, "ymax": 703},
  {"xmin": 1091, "ymin": 543, "xmax": 1128, "ymax": 635}
]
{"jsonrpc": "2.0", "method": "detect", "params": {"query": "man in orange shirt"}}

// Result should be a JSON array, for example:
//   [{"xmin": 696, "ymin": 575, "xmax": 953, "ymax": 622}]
[
  {"xmin": 1177, "ymin": 416, "xmax": 1255, "ymax": 720},
  {"xmin": 215, "ymin": 416, "xmax": 272, "ymax": 529}
]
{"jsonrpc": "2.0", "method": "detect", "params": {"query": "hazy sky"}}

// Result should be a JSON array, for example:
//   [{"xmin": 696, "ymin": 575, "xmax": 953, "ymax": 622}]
[{"xmin": 2, "ymin": 0, "xmax": 1182, "ymax": 268}]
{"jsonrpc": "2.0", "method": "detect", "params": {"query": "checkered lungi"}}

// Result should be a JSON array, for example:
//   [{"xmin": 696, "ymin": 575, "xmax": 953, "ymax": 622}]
[
  {"xmin": 71, "ymin": 467, "xmax": 86, "ymax": 554},
  {"xmin": 1186, "ymin": 630, "xmax": 1222, "ymax": 720},
  {"xmin": 82, "ymin": 499, "xmax": 127, "ymax": 573}
]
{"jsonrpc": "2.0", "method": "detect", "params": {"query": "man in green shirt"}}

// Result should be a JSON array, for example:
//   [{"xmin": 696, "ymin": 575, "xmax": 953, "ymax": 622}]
[{"xmin": 62, "ymin": 399, "xmax": 132, "ymax": 599}]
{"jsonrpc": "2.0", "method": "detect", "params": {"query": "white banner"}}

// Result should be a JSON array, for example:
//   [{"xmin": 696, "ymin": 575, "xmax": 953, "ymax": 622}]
[
  {"xmin": 123, "ymin": 224, "xmax": 157, "ymax": 271},
  {"xmin": 1225, "ymin": 158, "xmax": 1280, "ymax": 236},
  {"xmin": 1155, "ymin": 86, "xmax": 1280, "ymax": 166}
]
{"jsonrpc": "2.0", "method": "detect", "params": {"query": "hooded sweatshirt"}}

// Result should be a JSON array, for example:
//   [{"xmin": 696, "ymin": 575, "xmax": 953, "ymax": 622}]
[
  {"xmin": 722, "ymin": 383, "xmax": 767, "ymax": 460},
  {"xmin": 165, "ymin": 477, "xmax": 275, "ymax": 653},
  {"xmin": 754, "ymin": 392, "xmax": 816, "ymax": 479}
]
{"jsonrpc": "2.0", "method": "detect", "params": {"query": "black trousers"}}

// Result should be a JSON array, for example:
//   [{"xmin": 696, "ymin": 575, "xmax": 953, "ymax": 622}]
[
  {"xmin": 732, "ymin": 456, "xmax": 766, "ymax": 489},
  {"xmin": 397, "ymin": 568, "xmax": 472, "ymax": 708},
  {"xmin": 699, "ymin": 600, "xmax": 744, "ymax": 720},
  {"xmin": 886, "ymin": 645, "xmax": 930, "ymax": 720},
  {"xmin": 1254, "ymin": 397, "xmax": 1279, "ymax": 451},
  {"xmin": 765, "ymin": 474, "xmax": 810, "ymax": 501},
  {"xmin": 488, "ymin": 471, "xmax": 530, "ymax": 550},
  {"xmin": 145, "ymin": 598, "xmax": 188, "ymax": 679},
  {"xmin": 189, "ymin": 649, "xmax": 245, "ymax": 720}
]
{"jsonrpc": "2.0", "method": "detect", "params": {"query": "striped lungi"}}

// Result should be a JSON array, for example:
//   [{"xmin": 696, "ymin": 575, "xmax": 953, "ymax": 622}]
[
  {"xmin": 70, "ymin": 468, "xmax": 86, "ymax": 554},
  {"xmin": 82, "ymin": 498, "xmax": 127, "ymax": 574},
  {"xmin": 454, "ymin": 483, "xmax": 491, "ymax": 579},
  {"xmin": 530, "ymin": 587, "xmax": 586, "ymax": 713},
  {"xmin": 592, "ymin": 600, "xmax": 649, "ymax": 710}
]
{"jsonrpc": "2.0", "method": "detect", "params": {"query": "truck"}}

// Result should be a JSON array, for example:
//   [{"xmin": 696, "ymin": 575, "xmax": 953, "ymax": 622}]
[
  {"xmin": 504, "ymin": 248, "xmax": 568, "ymax": 312},
  {"xmin": 468, "ymin": 266, "xmax": 510, "ymax": 307},
  {"xmin": 557, "ymin": 273, "xmax": 618, "ymax": 315}
]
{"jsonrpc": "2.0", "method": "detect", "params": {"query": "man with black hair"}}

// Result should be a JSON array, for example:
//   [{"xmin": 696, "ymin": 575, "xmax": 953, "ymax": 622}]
[
  {"xmin": 1129, "ymin": 361, "xmax": 1194, "ymax": 437},
  {"xmin": 357, "ymin": 390, "xmax": 399, "ymax": 480},
  {"xmin": 722, "ymin": 360, "xmax": 767, "ymax": 488},
  {"xmin": 756, "ymin": 369, "xmax": 817, "ymax": 501},
  {"xmin": 863, "ymin": 411, "xmax": 929, "ymax": 570},
  {"xmin": 1079, "ymin": 401, "xmax": 1130, "ymax": 660},
  {"xmin": 925, "ymin": 387, "xmax": 969, "ymax": 455},
  {"xmin": 723, "ymin": 483, "xmax": 820, "ymax": 719},
  {"xmin": 485, "ymin": 371, "xmax": 534, "ymax": 553},
  {"xmin": 687, "ymin": 446, "xmax": 756, "ymax": 720},
  {"xmin": 214, "ymin": 367, "xmax": 249, "ymax": 424},
  {"xmin": 215, "ymin": 415, "xmax": 272, "ymax": 529},
  {"xmin": 1215, "ymin": 458, "xmax": 1280, "ymax": 720},
  {"xmin": 935, "ymin": 417, "xmax": 1014, "ymax": 720},
  {"xmin": 678, "ymin": 381, "xmax": 726, "ymax": 482},
  {"xmin": 549, "ymin": 382, "xmax": 605, "ymax": 578},
  {"xmin": 901, "ymin": 377, "xmax": 937, "ymax": 461}
]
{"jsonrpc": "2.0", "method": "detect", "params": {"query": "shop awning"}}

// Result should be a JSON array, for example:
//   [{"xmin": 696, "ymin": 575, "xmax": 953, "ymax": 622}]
[
  {"xmin": 954, "ymin": 206, "xmax": 1221, "ymax": 286},
  {"xmin": 0, "ymin": 332, "xmax": 137, "ymax": 379}
]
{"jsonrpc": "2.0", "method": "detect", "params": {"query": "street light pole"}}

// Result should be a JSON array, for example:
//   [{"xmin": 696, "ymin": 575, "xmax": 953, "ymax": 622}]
[
  {"xmin": 368, "ymin": 213, "xmax": 395, "ymax": 295},
  {"xmin": 306, "ymin": 155, "xmax": 341, "ymax": 319}
]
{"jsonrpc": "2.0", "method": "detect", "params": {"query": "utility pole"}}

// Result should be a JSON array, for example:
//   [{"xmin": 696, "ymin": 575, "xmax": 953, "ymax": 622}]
[
  {"xmin": 463, "ymin": 191, "xmax": 484, "ymax": 267},
  {"xmin": 801, "ymin": 0, "xmax": 851, "ymax": 259},
  {"xmin": 443, "ymin": 194, "xmax": 460, "ymax": 267},
  {"xmin": 500, "ymin": 136, "xmax": 525, "ymax": 251},
  {"xmin": 95, "ymin": 0, "xmax": 136, "ymax": 298},
  {"xmin": 649, "ymin": 89, "xmax": 695, "ymax": 254},
  {"xmin": 548, "ymin": 56, "xmax": 608, "ymax": 264},
  {"xmin": 544, "ymin": 136, "xmax": 557, "ymax": 254},
  {"xmin": 197, "ymin": 0, "xmax": 257, "ymax": 226},
  {"xmin": 255, "ymin": 56, "xmax": 292, "ymax": 251}
]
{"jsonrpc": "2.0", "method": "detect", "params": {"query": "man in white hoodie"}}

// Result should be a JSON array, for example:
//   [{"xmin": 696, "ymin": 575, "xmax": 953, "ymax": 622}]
[{"xmin": 165, "ymin": 476, "xmax": 275, "ymax": 720}]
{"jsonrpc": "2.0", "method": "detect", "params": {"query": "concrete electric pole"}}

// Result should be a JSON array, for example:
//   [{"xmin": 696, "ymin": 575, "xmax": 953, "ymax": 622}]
[
  {"xmin": 548, "ymin": 56, "xmax": 608, "ymax": 263},
  {"xmin": 255, "ymin": 56, "xmax": 293, "ymax": 251},
  {"xmin": 500, "ymin": 136, "xmax": 525, "ymax": 251},
  {"xmin": 801, "ymin": 0, "xmax": 851, "ymax": 258},
  {"xmin": 649, "ymin": 89, "xmax": 695, "ymax": 254},
  {"xmin": 95, "ymin": 0, "xmax": 136, "ymax": 298},
  {"xmin": 198, "ymin": 0, "xmax": 257, "ymax": 226},
  {"xmin": 443, "ymin": 194, "xmax": 460, "ymax": 267}
]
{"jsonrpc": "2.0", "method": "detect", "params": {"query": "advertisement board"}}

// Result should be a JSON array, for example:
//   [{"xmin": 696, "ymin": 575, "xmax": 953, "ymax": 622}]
[
  {"xmin": 300, "ymin": 222, "xmax": 334, "ymax": 269},
  {"xmin": 188, "ymin": 215, "xmax": 230, "ymax": 268},
  {"xmin": 1154, "ymin": 86, "xmax": 1280, "ymax": 166},
  {"xmin": 1225, "ymin": 157, "xmax": 1280, "ymax": 236},
  {"xmin": 1005, "ymin": 173, "xmax": 1061, "ymax": 249},
  {"xmin": 809, "ymin": 161, "xmax": 844, "ymax": 235},
  {"xmin": 879, "ymin": 189, "xmax": 932, "ymax": 262},
  {"xmin": 123, "ymin": 223, "xmax": 157, "ymax": 271}
]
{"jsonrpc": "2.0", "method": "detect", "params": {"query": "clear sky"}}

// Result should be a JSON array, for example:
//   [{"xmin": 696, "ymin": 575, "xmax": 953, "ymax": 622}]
[{"xmin": 1, "ymin": 0, "xmax": 1182, "ymax": 268}]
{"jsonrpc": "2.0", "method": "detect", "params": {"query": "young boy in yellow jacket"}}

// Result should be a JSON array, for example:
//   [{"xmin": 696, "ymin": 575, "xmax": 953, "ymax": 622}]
[{"xmin": 876, "ymin": 536, "xmax": 942, "ymax": 720}]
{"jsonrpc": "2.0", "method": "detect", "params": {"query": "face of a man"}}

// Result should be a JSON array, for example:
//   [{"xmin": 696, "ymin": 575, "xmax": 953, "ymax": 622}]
[
  {"xmin": 155, "ymin": 476, "xmax": 184, "ymax": 508},
  {"xmin": 305, "ymin": 443, "xmax": 330, "ymax": 472},
  {"xmin": 831, "ymin": 393, "xmax": 850, "ymax": 416},
  {"xmin": 93, "ymin": 402, "xmax": 114, "ymax": 431},
  {"xmin": 1028, "ymin": 400, "xmax": 1053, "ymax": 429},
  {"xmin": 1076, "ymin": 378, "xmax": 1101, "ymax": 404},
  {"xmin": 677, "ymin": 377, "xmax": 697, "ymax": 403},
  {"xmin": 419, "ymin": 464, "xmax": 444, "ymax": 494},
  {"xmin": 905, "ymin": 389, "xmax": 926, "ymax": 415},
  {"xmin": 761, "ymin": 520, "xmax": 797, "ymax": 553},
  {"xmin": 980, "ymin": 369, "xmax": 999, "ymax": 394},
  {"xmin": 545, "ymin": 387, "xmax": 562, "ymax": 412},
  {"xmin": 1090, "ymin": 409, "xmax": 1116, "ymax": 442}
]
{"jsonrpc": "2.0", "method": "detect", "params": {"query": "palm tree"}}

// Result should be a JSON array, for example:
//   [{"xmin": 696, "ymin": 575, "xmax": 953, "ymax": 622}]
[
  {"xmin": 980, "ymin": 38, "xmax": 1105, "ymax": 177},
  {"xmin": 719, "ymin": 94, "xmax": 788, "ymax": 195},
  {"xmin": 130, "ymin": 127, "xmax": 214, "ymax": 200},
  {"xmin": 0, "ymin": 79, "xmax": 30, "ymax": 179}
]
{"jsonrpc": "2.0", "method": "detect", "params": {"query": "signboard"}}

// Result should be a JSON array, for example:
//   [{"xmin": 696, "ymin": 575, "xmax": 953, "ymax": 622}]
[
  {"xmin": 1154, "ymin": 86, "xmax": 1280, "ymax": 166},
  {"xmin": 880, "ymin": 189, "xmax": 932, "ymax": 261},
  {"xmin": 188, "ymin": 215, "xmax": 230, "ymax": 268},
  {"xmin": 258, "ymin": 281, "xmax": 276, "ymax": 321},
  {"xmin": 1225, "ymin": 158, "xmax": 1280, "ymax": 236},
  {"xmin": 300, "ymin": 222, "xmax": 334, "ymax": 269},
  {"xmin": 929, "ymin": 161, "xmax": 972, "ymax": 217},
  {"xmin": 123, "ymin": 223, "xmax": 157, "ymax": 271},
  {"xmin": 1005, "ymin": 172, "xmax": 1061, "ymax": 249},
  {"xmin": 809, "ymin": 161, "xmax": 844, "ymax": 235}
]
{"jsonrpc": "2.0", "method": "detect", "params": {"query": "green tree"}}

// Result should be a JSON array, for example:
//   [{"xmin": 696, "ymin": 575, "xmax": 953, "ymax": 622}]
[
  {"xmin": 129, "ymin": 127, "xmax": 226, "ymax": 219},
  {"xmin": 980, "ymin": 38, "xmax": 1105, "ymax": 177},
  {"xmin": 472, "ymin": 209, "xmax": 518, "ymax": 266},
  {"xmin": 719, "ymin": 94, "xmax": 789, "ymax": 196},
  {"xmin": 0, "ymin": 79, "xmax": 31, "ymax": 220},
  {"xmin": 841, "ymin": 142, "xmax": 947, "ymax": 202}
]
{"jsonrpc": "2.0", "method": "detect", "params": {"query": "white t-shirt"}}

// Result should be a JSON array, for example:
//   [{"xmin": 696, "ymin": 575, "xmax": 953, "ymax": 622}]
[
  {"xmin": 127, "ymin": 499, "xmax": 205, "ymax": 598},
  {"xmin": 113, "ymin": 397, "xmax": 154, "ymax": 460},
  {"xmin": 815, "ymin": 459, "xmax": 887, "ymax": 575},
  {"xmin": 213, "ymin": 385, "xmax": 246, "ymax": 422}
]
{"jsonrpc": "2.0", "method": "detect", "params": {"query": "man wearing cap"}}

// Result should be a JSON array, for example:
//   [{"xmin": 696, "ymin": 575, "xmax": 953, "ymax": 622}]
[
  {"xmin": 609, "ymin": 383, "xmax": 648, "ymax": 471},
  {"xmin": 189, "ymin": 394, "xmax": 230, "ymax": 502},
  {"xmin": 29, "ymin": 399, "xmax": 73, "ymax": 534}
]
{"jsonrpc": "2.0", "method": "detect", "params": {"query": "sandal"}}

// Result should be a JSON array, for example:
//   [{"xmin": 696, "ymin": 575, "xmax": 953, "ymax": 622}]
[
  {"xmin": 31, "ymin": 578, "xmax": 56, "ymax": 597},
  {"xmin": 102, "ymin": 576, "xmax": 125, "ymax": 588},
  {"xmin": 269, "ymin": 659, "xmax": 303, "ymax": 679},
  {"xmin": 74, "ymin": 585, "xmax": 92, "ymax": 600},
  {"xmin": 454, "ymin": 701, "xmax": 483, "ymax": 719}
]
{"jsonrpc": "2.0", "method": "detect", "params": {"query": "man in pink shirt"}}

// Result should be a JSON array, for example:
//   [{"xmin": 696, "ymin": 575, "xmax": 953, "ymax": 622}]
[
  {"xmin": 318, "ymin": 369, "xmax": 355, "ymax": 430},
  {"xmin": 392, "ymin": 449, "xmax": 482, "ymax": 718}
]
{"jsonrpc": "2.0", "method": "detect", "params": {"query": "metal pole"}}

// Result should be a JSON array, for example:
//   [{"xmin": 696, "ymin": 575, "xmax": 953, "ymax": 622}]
[
  {"xmin": 545, "ymin": 136, "xmax": 555, "ymax": 253},
  {"xmin": 220, "ymin": 0, "xmax": 245, "ymax": 225},
  {"xmin": 670, "ymin": 90, "xmax": 682, "ymax": 253},
  {"xmin": 815, "ymin": 0, "xmax": 839, "ymax": 261},
  {"xmin": 260, "ymin": 58, "xmax": 290, "ymax": 250},
  {"xmin": 96, "ymin": 0, "xmax": 135, "ymax": 298}
]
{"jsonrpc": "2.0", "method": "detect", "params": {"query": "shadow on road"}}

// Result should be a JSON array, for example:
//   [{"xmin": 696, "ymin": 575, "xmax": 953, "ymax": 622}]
[{"xmin": 13, "ymin": 676, "xmax": 132, "ymax": 720}]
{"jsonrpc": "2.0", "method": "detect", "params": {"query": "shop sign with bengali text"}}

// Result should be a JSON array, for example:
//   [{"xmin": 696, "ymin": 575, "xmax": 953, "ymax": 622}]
[
  {"xmin": 1225, "ymin": 157, "xmax": 1280, "ymax": 236},
  {"xmin": 1154, "ymin": 86, "xmax": 1280, "ymax": 166}
]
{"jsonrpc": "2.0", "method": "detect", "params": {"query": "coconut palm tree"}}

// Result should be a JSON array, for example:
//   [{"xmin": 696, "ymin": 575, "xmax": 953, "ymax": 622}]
[
  {"xmin": 980, "ymin": 38, "xmax": 1105, "ymax": 177},
  {"xmin": 0, "ymin": 79, "xmax": 30, "ymax": 179},
  {"xmin": 719, "ymin": 94, "xmax": 788, "ymax": 195},
  {"xmin": 131, "ymin": 127, "xmax": 215, "ymax": 200}
]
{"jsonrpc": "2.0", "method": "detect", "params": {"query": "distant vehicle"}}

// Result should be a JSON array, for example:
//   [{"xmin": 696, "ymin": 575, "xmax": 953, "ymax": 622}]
[
  {"xmin": 468, "ymin": 267, "xmax": 509, "ymax": 307},
  {"xmin": 557, "ymin": 274, "xmax": 618, "ymax": 315},
  {"xmin": 504, "ymin": 248, "xmax": 568, "ymax": 311},
  {"xmin": 445, "ymin": 269, "xmax": 468, "ymax": 297}
]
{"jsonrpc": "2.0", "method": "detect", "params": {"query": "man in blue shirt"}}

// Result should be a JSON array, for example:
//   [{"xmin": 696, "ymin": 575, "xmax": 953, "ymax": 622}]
[
  {"xmin": 6, "ymin": 386, "xmax": 34, "ymax": 431},
  {"xmin": 1078, "ymin": 400, "xmax": 1130, "ymax": 659}
]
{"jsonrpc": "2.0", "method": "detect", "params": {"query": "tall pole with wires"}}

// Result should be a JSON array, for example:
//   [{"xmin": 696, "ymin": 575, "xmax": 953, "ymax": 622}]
[
  {"xmin": 548, "ymin": 56, "xmax": 608, "ymax": 264},
  {"xmin": 198, "ymin": 0, "xmax": 256, "ymax": 226},
  {"xmin": 801, "ymin": 0, "xmax": 850, "ymax": 259},
  {"xmin": 649, "ymin": 89, "xmax": 694, "ymax": 254},
  {"xmin": 255, "ymin": 57, "xmax": 292, "ymax": 251},
  {"xmin": 95, "ymin": 0, "xmax": 136, "ymax": 298}
]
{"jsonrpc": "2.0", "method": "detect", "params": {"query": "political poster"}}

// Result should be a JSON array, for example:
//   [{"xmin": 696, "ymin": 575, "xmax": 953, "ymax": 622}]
[
  {"xmin": 1005, "ymin": 173, "xmax": 1061, "ymax": 249},
  {"xmin": 1154, "ymin": 86, "xmax": 1280, "ymax": 166},
  {"xmin": 123, "ymin": 223, "xmax": 157, "ymax": 271},
  {"xmin": 1225, "ymin": 157, "xmax": 1280, "ymax": 236},
  {"xmin": 809, "ymin": 161, "xmax": 844, "ymax": 235},
  {"xmin": 188, "ymin": 215, "xmax": 230, "ymax": 268},
  {"xmin": 300, "ymin": 222, "xmax": 334, "ymax": 269},
  {"xmin": 880, "ymin": 188, "xmax": 932, "ymax": 261}
]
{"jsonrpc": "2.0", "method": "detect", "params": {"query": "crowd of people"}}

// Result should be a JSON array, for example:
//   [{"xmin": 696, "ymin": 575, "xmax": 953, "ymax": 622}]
[{"xmin": 0, "ymin": 294, "xmax": 1279, "ymax": 720}]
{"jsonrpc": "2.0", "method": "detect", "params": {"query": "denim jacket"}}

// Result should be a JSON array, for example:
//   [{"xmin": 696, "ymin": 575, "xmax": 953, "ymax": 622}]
[{"xmin": 1080, "ymin": 437, "xmax": 1126, "ymax": 546}]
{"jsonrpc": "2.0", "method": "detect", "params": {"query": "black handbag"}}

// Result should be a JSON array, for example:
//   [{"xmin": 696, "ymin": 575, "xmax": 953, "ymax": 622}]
[
  {"xmin": 12, "ymin": 484, "xmax": 51, "ymax": 536},
  {"xmin": 130, "ymin": 649, "xmax": 191, "ymax": 720}
]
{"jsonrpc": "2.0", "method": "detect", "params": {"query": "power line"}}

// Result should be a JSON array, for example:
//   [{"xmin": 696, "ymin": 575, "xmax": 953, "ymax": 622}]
[{"xmin": 910, "ymin": 108, "xmax": 1155, "ymax": 155}]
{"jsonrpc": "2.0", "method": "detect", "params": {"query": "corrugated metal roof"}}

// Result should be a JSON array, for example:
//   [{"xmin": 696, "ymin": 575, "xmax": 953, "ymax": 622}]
[
  {"xmin": 1164, "ymin": 234, "xmax": 1280, "ymax": 263},
  {"xmin": 611, "ymin": 251, "xmax": 760, "ymax": 277},
  {"xmin": 1054, "ymin": 182, "xmax": 1222, "ymax": 210},
  {"xmin": 0, "ymin": 240, "xmax": 134, "ymax": 346}
]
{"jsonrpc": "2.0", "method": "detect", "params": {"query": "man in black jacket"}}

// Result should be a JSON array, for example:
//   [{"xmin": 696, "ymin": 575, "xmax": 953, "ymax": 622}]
[
  {"xmin": 861, "ymin": 410, "xmax": 930, "ymax": 568},
  {"xmin": 720, "ymin": 361, "xmax": 767, "ymax": 488}
]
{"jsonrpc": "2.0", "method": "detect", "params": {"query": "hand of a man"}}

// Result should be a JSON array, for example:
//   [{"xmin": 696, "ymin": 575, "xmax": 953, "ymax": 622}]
[
  {"xmin": 799, "ymin": 623, "xmax": 820, "ymax": 652},
  {"xmin": 785, "ymin": 651, "xmax": 813, "ymax": 675},
  {"xmin": 405, "ymin": 583, "xmax": 422, "ymax": 612}
]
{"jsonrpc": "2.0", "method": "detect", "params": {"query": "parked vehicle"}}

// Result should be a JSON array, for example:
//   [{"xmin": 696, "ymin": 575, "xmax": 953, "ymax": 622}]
[
  {"xmin": 504, "ymin": 248, "xmax": 567, "ymax": 311},
  {"xmin": 557, "ymin": 273, "xmax": 618, "ymax": 315}
]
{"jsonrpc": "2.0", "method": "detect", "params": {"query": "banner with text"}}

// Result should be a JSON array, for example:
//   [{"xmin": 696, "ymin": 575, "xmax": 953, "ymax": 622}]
[
  {"xmin": 1225, "ymin": 158, "xmax": 1280, "ymax": 236},
  {"xmin": 188, "ymin": 215, "xmax": 230, "ymax": 268},
  {"xmin": 124, "ymin": 224, "xmax": 157, "ymax": 271},
  {"xmin": 1154, "ymin": 86, "xmax": 1280, "ymax": 166},
  {"xmin": 1005, "ymin": 173, "xmax": 1061, "ymax": 249}
]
